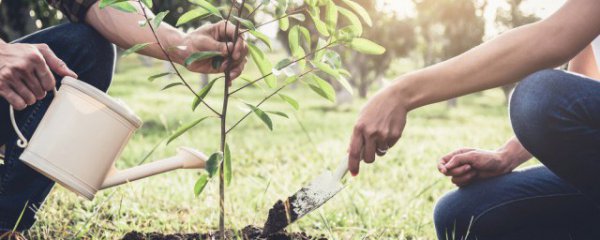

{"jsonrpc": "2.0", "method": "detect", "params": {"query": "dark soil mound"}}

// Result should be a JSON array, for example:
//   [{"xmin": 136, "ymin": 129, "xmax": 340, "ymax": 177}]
[{"xmin": 121, "ymin": 225, "xmax": 327, "ymax": 240}]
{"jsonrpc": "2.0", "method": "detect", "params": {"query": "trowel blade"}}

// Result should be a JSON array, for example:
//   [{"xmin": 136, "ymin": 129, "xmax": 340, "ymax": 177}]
[{"xmin": 262, "ymin": 170, "xmax": 344, "ymax": 236}]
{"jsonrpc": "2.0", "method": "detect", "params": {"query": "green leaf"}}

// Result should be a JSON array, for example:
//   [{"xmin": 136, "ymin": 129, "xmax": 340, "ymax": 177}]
[
  {"xmin": 313, "ymin": 38, "xmax": 328, "ymax": 62},
  {"xmin": 233, "ymin": 16, "xmax": 255, "ymax": 30},
  {"xmin": 292, "ymin": 47, "xmax": 306, "ymax": 71},
  {"xmin": 279, "ymin": 16, "xmax": 290, "ymax": 31},
  {"xmin": 288, "ymin": 26, "xmax": 300, "ymax": 54},
  {"xmin": 224, "ymin": 144, "xmax": 232, "ymax": 186},
  {"xmin": 249, "ymin": 30, "xmax": 272, "ymax": 50},
  {"xmin": 267, "ymin": 111, "xmax": 289, "ymax": 118},
  {"xmin": 308, "ymin": 74, "xmax": 336, "ymax": 102},
  {"xmin": 245, "ymin": 103, "xmax": 273, "ymax": 131},
  {"xmin": 341, "ymin": 0, "xmax": 372, "ymax": 26},
  {"xmin": 313, "ymin": 61, "xmax": 340, "ymax": 80},
  {"xmin": 247, "ymin": 43, "xmax": 277, "ymax": 88},
  {"xmin": 153, "ymin": 11, "xmax": 169, "ymax": 28},
  {"xmin": 141, "ymin": 0, "xmax": 153, "ymax": 8},
  {"xmin": 297, "ymin": 26, "xmax": 312, "ymax": 51},
  {"xmin": 337, "ymin": 6, "xmax": 362, "ymax": 36},
  {"xmin": 205, "ymin": 152, "xmax": 222, "ymax": 178},
  {"xmin": 192, "ymin": 77, "xmax": 219, "ymax": 111},
  {"xmin": 194, "ymin": 174, "xmax": 209, "ymax": 196},
  {"xmin": 274, "ymin": 58, "xmax": 293, "ymax": 71},
  {"xmin": 278, "ymin": 94, "xmax": 299, "ymax": 110},
  {"xmin": 176, "ymin": 8, "xmax": 210, "ymax": 26},
  {"xmin": 185, "ymin": 51, "xmax": 222, "ymax": 66},
  {"xmin": 123, "ymin": 43, "xmax": 152, "ymax": 56},
  {"xmin": 191, "ymin": 0, "xmax": 221, "ymax": 18},
  {"xmin": 325, "ymin": 0, "xmax": 338, "ymax": 34},
  {"xmin": 349, "ymin": 38, "xmax": 386, "ymax": 55},
  {"xmin": 309, "ymin": 8, "xmax": 329, "ymax": 37},
  {"xmin": 148, "ymin": 72, "xmax": 172, "ymax": 82},
  {"xmin": 167, "ymin": 117, "xmax": 210, "ymax": 145},
  {"xmin": 100, "ymin": 0, "xmax": 137, "ymax": 13},
  {"xmin": 336, "ymin": 76, "xmax": 353, "ymax": 95},
  {"xmin": 289, "ymin": 13, "xmax": 306, "ymax": 22},
  {"xmin": 161, "ymin": 82, "xmax": 183, "ymax": 91}
]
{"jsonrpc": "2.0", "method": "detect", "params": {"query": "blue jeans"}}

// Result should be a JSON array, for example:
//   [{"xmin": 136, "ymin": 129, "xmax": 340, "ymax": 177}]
[
  {"xmin": 0, "ymin": 23, "xmax": 115, "ymax": 231},
  {"xmin": 434, "ymin": 69, "xmax": 600, "ymax": 239}
]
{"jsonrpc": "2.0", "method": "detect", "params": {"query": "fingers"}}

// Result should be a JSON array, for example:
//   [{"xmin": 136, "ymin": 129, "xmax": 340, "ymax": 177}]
[
  {"xmin": 10, "ymin": 79, "xmax": 35, "ymax": 106},
  {"xmin": 441, "ymin": 148, "xmax": 475, "ymax": 163},
  {"xmin": 21, "ymin": 70, "xmax": 45, "ymax": 100},
  {"xmin": 348, "ymin": 126, "xmax": 364, "ymax": 176},
  {"xmin": 363, "ymin": 136, "xmax": 377, "ymax": 164},
  {"xmin": 446, "ymin": 164, "xmax": 471, "ymax": 176},
  {"xmin": 445, "ymin": 152, "xmax": 476, "ymax": 169},
  {"xmin": 2, "ymin": 88, "xmax": 27, "ymax": 110},
  {"xmin": 451, "ymin": 171, "xmax": 478, "ymax": 187},
  {"xmin": 35, "ymin": 44, "xmax": 77, "ymax": 79}
]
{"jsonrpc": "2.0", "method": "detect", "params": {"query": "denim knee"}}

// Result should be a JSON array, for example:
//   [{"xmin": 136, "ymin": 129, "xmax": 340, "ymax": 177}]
[
  {"xmin": 509, "ymin": 69, "xmax": 571, "ymax": 157},
  {"xmin": 58, "ymin": 24, "xmax": 115, "ymax": 92},
  {"xmin": 434, "ymin": 190, "xmax": 473, "ymax": 240},
  {"xmin": 34, "ymin": 23, "xmax": 116, "ymax": 92}
]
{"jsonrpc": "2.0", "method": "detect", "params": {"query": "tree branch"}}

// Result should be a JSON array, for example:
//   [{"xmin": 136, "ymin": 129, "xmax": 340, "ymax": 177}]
[
  {"xmin": 228, "ymin": 42, "xmax": 334, "ymax": 95},
  {"xmin": 226, "ymin": 70, "xmax": 314, "ymax": 134},
  {"xmin": 136, "ymin": 0, "xmax": 221, "ymax": 116}
]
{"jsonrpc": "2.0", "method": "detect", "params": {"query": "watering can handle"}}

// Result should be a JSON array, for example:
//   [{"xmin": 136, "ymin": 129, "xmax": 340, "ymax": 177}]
[{"xmin": 9, "ymin": 88, "xmax": 58, "ymax": 148}]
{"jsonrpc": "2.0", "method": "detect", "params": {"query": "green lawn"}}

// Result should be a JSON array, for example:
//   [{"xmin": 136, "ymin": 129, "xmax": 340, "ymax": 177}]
[{"xmin": 25, "ymin": 56, "xmax": 520, "ymax": 239}]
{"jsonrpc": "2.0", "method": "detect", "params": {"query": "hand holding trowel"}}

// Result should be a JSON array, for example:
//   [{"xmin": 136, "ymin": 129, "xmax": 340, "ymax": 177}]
[{"xmin": 261, "ymin": 156, "xmax": 351, "ymax": 236}]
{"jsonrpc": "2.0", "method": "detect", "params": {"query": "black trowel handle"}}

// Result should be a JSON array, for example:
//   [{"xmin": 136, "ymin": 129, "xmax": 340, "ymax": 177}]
[{"xmin": 333, "ymin": 156, "xmax": 349, "ymax": 180}]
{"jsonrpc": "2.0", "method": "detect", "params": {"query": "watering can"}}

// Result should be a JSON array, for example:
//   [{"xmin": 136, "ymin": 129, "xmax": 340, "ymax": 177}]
[{"xmin": 8, "ymin": 77, "xmax": 208, "ymax": 200}]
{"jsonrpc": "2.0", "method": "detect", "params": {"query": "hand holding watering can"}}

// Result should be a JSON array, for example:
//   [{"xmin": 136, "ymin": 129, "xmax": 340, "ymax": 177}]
[{"xmin": 9, "ymin": 77, "xmax": 207, "ymax": 200}]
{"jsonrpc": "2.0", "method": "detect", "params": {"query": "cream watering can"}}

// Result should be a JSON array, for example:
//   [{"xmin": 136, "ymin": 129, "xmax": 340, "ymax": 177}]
[{"xmin": 8, "ymin": 77, "xmax": 208, "ymax": 200}]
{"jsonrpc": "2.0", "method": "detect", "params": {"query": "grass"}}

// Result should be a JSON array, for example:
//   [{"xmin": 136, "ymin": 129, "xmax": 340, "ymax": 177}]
[{"xmin": 24, "ymin": 55, "xmax": 521, "ymax": 239}]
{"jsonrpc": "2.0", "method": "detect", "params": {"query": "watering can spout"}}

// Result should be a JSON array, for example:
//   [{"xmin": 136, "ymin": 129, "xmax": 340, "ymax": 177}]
[{"xmin": 100, "ymin": 147, "xmax": 207, "ymax": 189}]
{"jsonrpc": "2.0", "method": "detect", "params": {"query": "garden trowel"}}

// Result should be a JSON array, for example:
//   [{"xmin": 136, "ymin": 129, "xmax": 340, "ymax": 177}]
[{"xmin": 262, "ymin": 156, "xmax": 349, "ymax": 236}]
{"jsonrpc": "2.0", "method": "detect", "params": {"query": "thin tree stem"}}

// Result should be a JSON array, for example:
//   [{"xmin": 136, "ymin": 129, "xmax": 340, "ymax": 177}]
[
  {"xmin": 228, "ymin": 42, "xmax": 334, "ymax": 95},
  {"xmin": 136, "ymin": 0, "xmax": 221, "ymax": 116},
  {"xmin": 219, "ymin": 0, "xmax": 246, "ymax": 238},
  {"xmin": 226, "ymin": 70, "xmax": 313, "ymax": 134}
]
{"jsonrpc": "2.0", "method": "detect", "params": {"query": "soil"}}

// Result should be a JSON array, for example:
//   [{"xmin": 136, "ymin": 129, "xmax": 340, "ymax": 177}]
[
  {"xmin": 262, "ymin": 196, "xmax": 299, "ymax": 236},
  {"xmin": 121, "ymin": 225, "xmax": 326, "ymax": 240}
]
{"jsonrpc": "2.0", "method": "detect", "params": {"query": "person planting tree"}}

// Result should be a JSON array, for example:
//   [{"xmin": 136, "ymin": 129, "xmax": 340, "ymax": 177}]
[
  {"xmin": 348, "ymin": 0, "xmax": 600, "ymax": 239},
  {"xmin": 0, "ymin": 0, "xmax": 248, "ymax": 234}
]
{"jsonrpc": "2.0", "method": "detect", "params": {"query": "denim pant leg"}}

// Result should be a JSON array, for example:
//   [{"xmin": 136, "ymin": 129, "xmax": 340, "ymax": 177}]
[
  {"xmin": 0, "ymin": 23, "xmax": 115, "ymax": 231},
  {"xmin": 510, "ymin": 69, "xmax": 600, "ymax": 204},
  {"xmin": 434, "ymin": 166, "xmax": 600, "ymax": 240}
]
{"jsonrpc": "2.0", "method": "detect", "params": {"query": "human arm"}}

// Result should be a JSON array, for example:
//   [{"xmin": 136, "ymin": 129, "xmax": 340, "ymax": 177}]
[
  {"xmin": 0, "ymin": 39, "xmax": 78, "ymax": 110},
  {"xmin": 84, "ymin": 1, "xmax": 247, "ymax": 78},
  {"xmin": 568, "ymin": 43, "xmax": 600, "ymax": 79},
  {"xmin": 348, "ymin": 0, "xmax": 600, "ymax": 175},
  {"xmin": 437, "ymin": 137, "xmax": 533, "ymax": 187}
]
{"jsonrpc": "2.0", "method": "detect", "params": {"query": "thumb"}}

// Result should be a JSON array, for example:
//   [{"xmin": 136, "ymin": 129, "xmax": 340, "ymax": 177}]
[{"xmin": 36, "ymin": 44, "xmax": 77, "ymax": 78}]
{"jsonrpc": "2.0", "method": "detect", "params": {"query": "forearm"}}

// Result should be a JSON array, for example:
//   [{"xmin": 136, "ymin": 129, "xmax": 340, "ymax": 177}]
[
  {"xmin": 498, "ymin": 137, "xmax": 533, "ymax": 170},
  {"xmin": 84, "ymin": 1, "xmax": 187, "ymax": 64},
  {"xmin": 394, "ymin": 0, "xmax": 600, "ymax": 110}
]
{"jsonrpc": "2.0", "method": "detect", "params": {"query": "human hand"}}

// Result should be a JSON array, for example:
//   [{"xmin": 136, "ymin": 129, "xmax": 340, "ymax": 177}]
[
  {"xmin": 178, "ymin": 21, "xmax": 248, "ymax": 82},
  {"xmin": 438, "ymin": 148, "xmax": 515, "ymax": 187},
  {"xmin": 0, "ymin": 42, "xmax": 77, "ymax": 110},
  {"xmin": 347, "ymin": 85, "xmax": 408, "ymax": 176}
]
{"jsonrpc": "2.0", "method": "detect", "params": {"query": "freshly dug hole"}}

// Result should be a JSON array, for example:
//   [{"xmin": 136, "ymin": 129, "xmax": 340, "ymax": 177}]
[{"xmin": 121, "ymin": 225, "xmax": 326, "ymax": 240}]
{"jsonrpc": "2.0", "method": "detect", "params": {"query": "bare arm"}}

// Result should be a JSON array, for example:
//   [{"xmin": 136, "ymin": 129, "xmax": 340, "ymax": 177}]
[
  {"xmin": 84, "ymin": 1, "xmax": 247, "ymax": 77},
  {"xmin": 568, "ymin": 44, "xmax": 600, "ymax": 79},
  {"xmin": 348, "ymin": 0, "xmax": 600, "ymax": 175}
]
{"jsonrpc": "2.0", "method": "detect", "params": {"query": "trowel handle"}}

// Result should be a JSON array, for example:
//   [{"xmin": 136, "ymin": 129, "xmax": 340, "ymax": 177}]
[{"xmin": 333, "ymin": 156, "xmax": 349, "ymax": 180}]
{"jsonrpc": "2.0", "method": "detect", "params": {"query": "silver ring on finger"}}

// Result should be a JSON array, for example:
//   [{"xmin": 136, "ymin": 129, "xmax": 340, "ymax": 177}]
[{"xmin": 376, "ymin": 146, "xmax": 389, "ymax": 155}]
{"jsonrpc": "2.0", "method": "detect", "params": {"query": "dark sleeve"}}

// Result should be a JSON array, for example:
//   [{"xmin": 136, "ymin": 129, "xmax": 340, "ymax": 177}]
[{"xmin": 46, "ymin": 0, "xmax": 99, "ymax": 23}]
